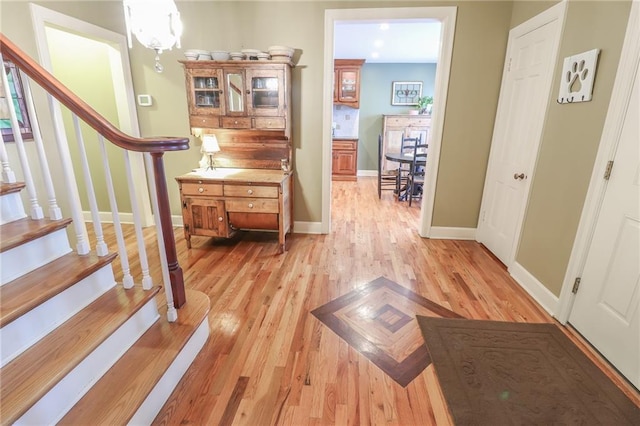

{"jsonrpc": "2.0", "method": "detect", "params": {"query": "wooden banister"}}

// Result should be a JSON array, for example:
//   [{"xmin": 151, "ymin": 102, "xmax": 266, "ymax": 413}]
[
  {"xmin": 1, "ymin": 33, "xmax": 189, "ymax": 309},
  {"xmin": 0, "ymin": 34, "xmax": 189, "ymax": 153}
]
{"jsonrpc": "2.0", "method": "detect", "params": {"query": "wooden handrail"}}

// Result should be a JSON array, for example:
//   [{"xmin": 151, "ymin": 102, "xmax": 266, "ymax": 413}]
[
  {"xmin": 0, "ymin": 33, "xmax": 189, "ymax": 153},
  {"xmin": 1, "ymin": 33, "xmax": 189, "ymax": 309}
]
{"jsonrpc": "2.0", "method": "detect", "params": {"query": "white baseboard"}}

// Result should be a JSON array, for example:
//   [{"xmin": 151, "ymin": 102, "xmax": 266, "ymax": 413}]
[
  {"xmin": 509, "ymin": 261, "xmax": 559, "ymax": 316},
  {"xmin": 172, "ymin": 214, "xmax": 184, "ymax": 227},
  {"xmin": 293, "ymin": 221, "xmax": 323, "ymax": 234},
  {"xmin": 429, "ymin": 226, "xmax": 476, "ymax": 240},
  {"xmin": 357, "ymin": 170, "xmax": 377, "ymax": 177},
  {"xmin": 83, "ymin": 211, "xmax": 135, "ymax": 225}
]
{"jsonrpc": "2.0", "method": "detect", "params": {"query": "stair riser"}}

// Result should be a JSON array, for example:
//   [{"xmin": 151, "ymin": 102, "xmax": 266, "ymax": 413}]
[
  {"xmin": 131, "ymin": 319, "xmax": 210, "ymax": 424},
  {"xmin": 0, "ymin": 192, "xmax": 27, "ymax": 225},
  {"xmin": 1, "ymin": 229, "xmax": 72, "ymax": 285},
  {"xmin": 15, "ymin": 297, "xmax": 161, "ymax": 426},
  {"xmin": 0, "ymin": 266, "xmax": 116, "ymax": 367}
]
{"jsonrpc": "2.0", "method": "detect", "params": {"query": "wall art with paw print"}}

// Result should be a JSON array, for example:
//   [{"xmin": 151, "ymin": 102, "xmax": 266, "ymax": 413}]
[{"xmin": 557, "ymin": 49, "xmax": 600, "ymax": 104}]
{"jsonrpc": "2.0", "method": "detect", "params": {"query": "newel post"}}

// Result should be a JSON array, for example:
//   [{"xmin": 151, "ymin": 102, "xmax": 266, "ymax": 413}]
[{"xmin": 151, "ymin": 152, "xmax": 186, "ymax": 308}]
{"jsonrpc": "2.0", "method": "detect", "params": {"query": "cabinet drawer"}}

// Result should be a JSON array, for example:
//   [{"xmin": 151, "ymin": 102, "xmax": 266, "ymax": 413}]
[
  {"xmin": 224, "ymin": 185, "xmax": 278, "ymax": 198},
  {"xmin": 221, "ymin": 116, "xmax": 252, "ymax": 129},
  {"xmin": 190, "ymin": 115, "xmax": 219, "ymax": 128},
  {"xmin": 254, "ymin": 117, "xmax": 285, "ymax": 129},
  {"xmin": 332, "ymin": 140, "xmax": 357, "ymax": 151},
  {"xmin": 181, "ymin": 182, "xmax": 223, "ymax": 196},
  {"xmin": 385, "ymin": 116, "xmax": 430, "ymax": 129},
  {"xmin": 226, "ymin": 199, "xmax": 279, "ymax": 213}
]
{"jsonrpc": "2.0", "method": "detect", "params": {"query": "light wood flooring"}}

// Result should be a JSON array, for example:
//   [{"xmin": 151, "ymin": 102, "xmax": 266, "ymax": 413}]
[{"xmin": 104, "ymin": 177, "xmax": 638, "ymax": 425}]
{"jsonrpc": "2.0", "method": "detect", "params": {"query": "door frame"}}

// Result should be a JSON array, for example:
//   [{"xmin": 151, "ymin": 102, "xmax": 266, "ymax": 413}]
[
  {"xmin": 556, "ymin": 1, "xmax": 640, "ymax": 323},
  {"xmin": 29, "ymin": 3, "xmax": 154, "ymax": 226},
  {"xmin": 322, "ymin": 7, "xmax": 457, "ymax": 236},
  {"xmin": 476, "ymin": 2, "xmax": 567, "ymax": 267}
]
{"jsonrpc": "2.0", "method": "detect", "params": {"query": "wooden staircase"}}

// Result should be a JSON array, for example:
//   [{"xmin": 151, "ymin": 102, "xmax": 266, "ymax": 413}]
[{"xmin": 0, "ymin": 182, "xmax": 210, "ymax": 425}]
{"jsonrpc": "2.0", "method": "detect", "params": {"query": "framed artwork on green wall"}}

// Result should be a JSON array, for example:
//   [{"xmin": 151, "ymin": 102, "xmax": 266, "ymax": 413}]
[
  {"xmin": 391, "ymin": 81, "xmax": 422, "ymax": 106},
  {"xmin": 1, "ymin": 60, "xmax": 33, "ymax": 142}
]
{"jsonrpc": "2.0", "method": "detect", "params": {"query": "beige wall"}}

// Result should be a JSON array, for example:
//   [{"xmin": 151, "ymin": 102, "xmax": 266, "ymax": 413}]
[
  {"xmin": 1, "ymin": 1, "xmax": 632, "ymax": 300},
  {"xmin": 515, "ymin": 0, "xmax": 632, "ymax": 296}
]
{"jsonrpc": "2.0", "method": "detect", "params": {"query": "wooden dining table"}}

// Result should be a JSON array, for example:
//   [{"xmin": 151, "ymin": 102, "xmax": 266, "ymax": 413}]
[{"xmin": 384, "ymin": 152, "xmax": 427, "ymax": 201}]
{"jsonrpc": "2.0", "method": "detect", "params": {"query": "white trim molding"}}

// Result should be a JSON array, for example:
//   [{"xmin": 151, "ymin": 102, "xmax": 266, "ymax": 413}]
[
  {"xmin": 509, "ymin": 262, "xmax": 559, "ymax": 316},
  {"xmin": 429, "ymin": 227, "xmax": 476, "ymax": 240},
  {"xmin": 556, "ymin": 0, "xmax": 640, "ymax": 323}
]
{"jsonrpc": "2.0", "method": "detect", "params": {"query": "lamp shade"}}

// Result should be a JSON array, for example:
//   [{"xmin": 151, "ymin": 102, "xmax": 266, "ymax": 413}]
[{"xmin": 201, "ymin": 135, "xmax": 221, "ymax": 154}]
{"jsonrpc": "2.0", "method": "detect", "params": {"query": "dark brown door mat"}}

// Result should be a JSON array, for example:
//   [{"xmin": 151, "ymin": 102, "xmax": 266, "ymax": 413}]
[{"xmin": 417, "ymin": 316, "xmax": 640, "ymax": 425}]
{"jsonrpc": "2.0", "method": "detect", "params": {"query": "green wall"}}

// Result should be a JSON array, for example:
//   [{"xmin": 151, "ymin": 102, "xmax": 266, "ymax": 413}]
[
  {"xmin": 358, "ymin": 62, "xmax": 437, "ymax": 171},
  {"xmin": 1, "ymin": 1, "xmax": 633, "ymax": 303}
]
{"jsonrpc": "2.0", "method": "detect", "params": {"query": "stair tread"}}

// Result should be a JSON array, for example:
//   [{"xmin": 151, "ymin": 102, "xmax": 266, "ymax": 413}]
[
  {"xmin": 0, "ymin": 285, "xmax": 161, "ymax": 424},
  {"xmin": 0, "ymin": 217, "xmax": 73, "ymax": 253},
  {"xmin": 59, "ymin": 289, "xmax": 210, "ymax": 425},
  {"xmin": 0, "ymin": 251, "xmax": 118, "ymax": 327},
  {"xmin": 0, "ymin": 182, "xmax": 26, "ymax": 195}
]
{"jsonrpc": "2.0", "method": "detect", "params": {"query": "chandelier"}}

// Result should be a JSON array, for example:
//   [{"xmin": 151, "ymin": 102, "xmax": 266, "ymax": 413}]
[{"xmin": 123, "ymin": 0, "xmax": 183, "ymax": 72}]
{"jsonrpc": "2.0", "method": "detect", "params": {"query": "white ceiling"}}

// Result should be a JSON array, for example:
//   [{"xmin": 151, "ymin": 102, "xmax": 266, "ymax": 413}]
[{"xmin": 334, "ymin": 19, "xmax": 442, "ymax": 63}]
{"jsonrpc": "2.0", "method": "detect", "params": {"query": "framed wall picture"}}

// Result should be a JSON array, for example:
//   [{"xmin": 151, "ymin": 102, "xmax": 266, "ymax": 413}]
[
  {"xmin": 391, "ymin": 81, "xmax": 423, "ymax": 106},
  {"xmin": 1, "ymin": 60, "xmax": 33, "ymax": 142}
]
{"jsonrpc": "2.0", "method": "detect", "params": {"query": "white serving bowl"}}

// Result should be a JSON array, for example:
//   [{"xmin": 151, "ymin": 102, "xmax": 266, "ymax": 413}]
[
  {"xmin": 211, "ymin": 51, "xmax": 230, "ymax": 61},
  {"xmin": 267, "ymin": 45, "xmax": 294, "ymax": 57}
]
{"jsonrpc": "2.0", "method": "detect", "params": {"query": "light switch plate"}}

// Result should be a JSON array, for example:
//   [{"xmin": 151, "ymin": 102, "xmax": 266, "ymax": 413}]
[{"xmin": 137, "ymin": 94, "xmax": 153, "ymax": 106}]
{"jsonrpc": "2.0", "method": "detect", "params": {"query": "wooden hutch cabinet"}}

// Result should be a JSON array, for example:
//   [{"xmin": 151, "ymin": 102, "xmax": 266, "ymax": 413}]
[
  {"xmin": 333, "ymin": 59, "xmax": 365, "ymax": 109},
  {"xmin": 182, "ymin": 60, "xmax": 291, "ymax": 136},
  {"xmin": 178, "ymin": 60, "xmax": 294, "ymax": 252}
]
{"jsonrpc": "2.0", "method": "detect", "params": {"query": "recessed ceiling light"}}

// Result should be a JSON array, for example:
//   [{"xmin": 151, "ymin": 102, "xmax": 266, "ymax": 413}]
[
  {"xmin": 374, "ymin": 39, "xmax": 383, "ymax": 48},
  {"xmin": 379, "ymin": 23, "xmax": 389, "ymax": 30}
]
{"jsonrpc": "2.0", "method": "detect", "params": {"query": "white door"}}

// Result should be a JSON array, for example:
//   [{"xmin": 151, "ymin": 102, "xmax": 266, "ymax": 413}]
[
  {"xmin": 477, "ymin": 4, "xmax": 566, "ymax": 265},
  {"xmin": 568, "ymin": 59, "xmax": 640, "ymax": 389}
]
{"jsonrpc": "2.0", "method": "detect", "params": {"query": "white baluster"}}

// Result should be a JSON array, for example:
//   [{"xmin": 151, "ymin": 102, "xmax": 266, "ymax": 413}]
[
  {"xmin": 0, "ymin": 134, "xmax": 16, "ymax": 183},
  {"xmin": 98, "ymin": 135, "xmax": 134, "ymax": 288},
  {"xmin": 124, "ymin": 150, "xmax": 152, "ymax": 290},
  {"xmin": 144, "ymin": 152, "xmax": 177, "ymax": 322},
  {"xmin": 47, "ymin": 94, "xmax": 90, "ymax": 255},
  {"xmin": 21, "ymin": 70, "xmax": 62, "ymax": 220},
  {"xmin": 72, "ymin": 115, "xmax": 107, "ymax": 256},
  {"xmin": 0, "ymin": 55, "xmax": 43, "ymax": 219}
]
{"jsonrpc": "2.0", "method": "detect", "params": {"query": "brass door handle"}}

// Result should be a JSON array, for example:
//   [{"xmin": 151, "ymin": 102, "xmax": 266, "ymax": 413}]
[{"xmin": 513, "ymin": 173, "xmax": 525, "ymax": 180}]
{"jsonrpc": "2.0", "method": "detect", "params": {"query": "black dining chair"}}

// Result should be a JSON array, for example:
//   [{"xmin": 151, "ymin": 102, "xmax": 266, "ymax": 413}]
[
  {"xmin": 377, "ymin": 134, "xmax": 398, "ymax": 198},
  {"xmin": 397, "ymin": 133, "xmax": 422, "ymax": 200},
  {"xmin": 407, "ymin": 139, "xmax": 428, "ymax": 206}
]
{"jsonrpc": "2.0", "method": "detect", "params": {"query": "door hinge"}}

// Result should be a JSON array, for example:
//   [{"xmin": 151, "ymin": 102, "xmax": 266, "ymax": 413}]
[
  {"xmin": 603, "ymin": 160, "xmax": 614, "ymax": 180},
  {"xmin": 508, "ymin": 57, "xmax": 512, "ymax": 72},
  {"xmin": 572, "ymin": 277, "xmax": 581, "ymax": 294}
]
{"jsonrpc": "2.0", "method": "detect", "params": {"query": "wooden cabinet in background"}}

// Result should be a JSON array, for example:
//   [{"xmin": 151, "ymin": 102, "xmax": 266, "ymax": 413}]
[
  {"xmin": 181, "ymin": 60, "xmax": 292, "ymax": 137},
  {"xmin": 332, "ymin": 138, "xmax": 358, "ymax": 181},
  {"xmin": 333, "ymin": 59, "xmax": 365, "ymax": 108}
]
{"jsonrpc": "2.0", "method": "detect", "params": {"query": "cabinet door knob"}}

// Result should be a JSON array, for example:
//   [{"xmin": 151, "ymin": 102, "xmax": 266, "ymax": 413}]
[
  {"xmin": 198, "ymin": 187, "xmax": 204, "ymax": 193},
  {"xmin": 218, "ymin": 216, "xmax": 223, "ymax": 222},
  {"xmin": 248, "ymin": 203, "xmax": 254, "ymax": 208},
  {"xmin": 234, "ymin": 120, "xmax": 238, "ymax": 124},
  {"xmin": 247, "ymin": 189, "xmax": 253, "ymax": 195}
]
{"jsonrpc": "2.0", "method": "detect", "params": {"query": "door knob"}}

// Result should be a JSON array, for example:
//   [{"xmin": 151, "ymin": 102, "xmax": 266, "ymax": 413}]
[{"xmin": 513, "ymin": 173, "xmax": 525, "ymax": 180}]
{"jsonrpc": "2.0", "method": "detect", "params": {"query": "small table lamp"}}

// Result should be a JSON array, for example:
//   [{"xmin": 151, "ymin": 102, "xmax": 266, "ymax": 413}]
[{"xmin": 201, "ymin": 134, "xmax": 220, "ymax": 170}]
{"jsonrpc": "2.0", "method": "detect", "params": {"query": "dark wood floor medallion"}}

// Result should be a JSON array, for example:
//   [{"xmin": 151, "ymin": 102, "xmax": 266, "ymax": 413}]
[{"xmin": 311, "ymin": 276, "xmax": 463, "ymax": 387}]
